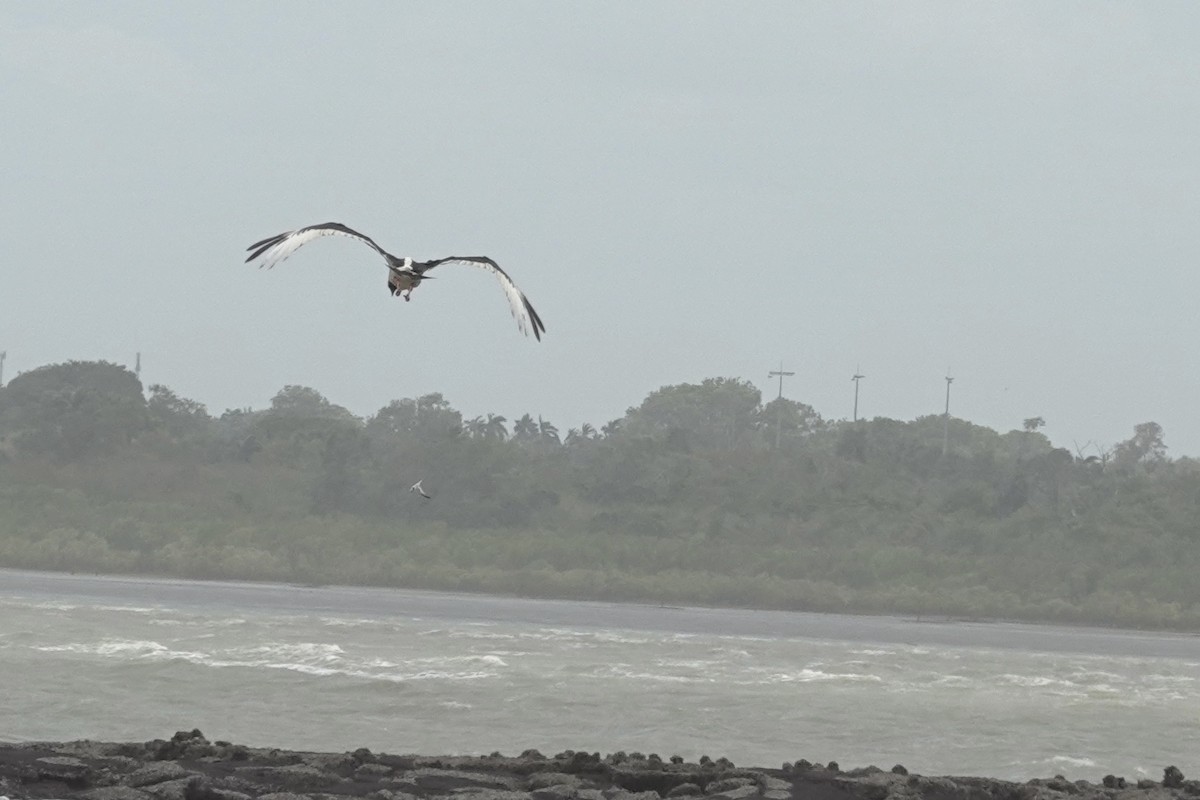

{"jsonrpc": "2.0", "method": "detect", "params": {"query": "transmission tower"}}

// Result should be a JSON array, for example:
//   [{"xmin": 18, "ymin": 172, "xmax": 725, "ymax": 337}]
[
  {"xmin": 851, "ymin": 367, "xmax": 864, "ymax": 422},
  {"xmin": 942, "ymin": 373, "xmax": 954, "ymax": 456},
  {"xmin": 768, "ymin": 361, "xmax": 795, "ymax": 449}
]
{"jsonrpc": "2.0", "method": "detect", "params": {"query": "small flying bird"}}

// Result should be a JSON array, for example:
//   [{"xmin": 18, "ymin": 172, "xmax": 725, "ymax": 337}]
[
  {"xmin": 245, "ymin": 221, "xmax": 546, "ymax": 340},
  {"xmin": 409, "ymin": 480, "xmax": 432, "ymax": 500}
]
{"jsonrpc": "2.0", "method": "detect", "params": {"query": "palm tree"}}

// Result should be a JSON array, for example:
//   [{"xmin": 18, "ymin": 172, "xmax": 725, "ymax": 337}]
[
  {"xmin": 465, "ymin": 416, "xmax": 488, "ymax": 438},
  {"xmin": 601, "ymin": 419, "xmax": 622, "ymax": 438},
  {"xmin": 484, "ymin": 413, "xmax": 509, "ymax": 440},
  {"xmin": 538, "ymin": 416, "xmax": 560, "ymax": 445},
  {"xmin": 513, "ymin": 413, "xmax": 538, "ymax": 441},
  {"xmin": 566, "ymin": 423, "xmax": 598, "ymax": 447}
]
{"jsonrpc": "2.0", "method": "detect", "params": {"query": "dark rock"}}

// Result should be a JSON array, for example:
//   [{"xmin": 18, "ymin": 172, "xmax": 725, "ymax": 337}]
[
  {"xmin": 396, "ymin": 767, "xmax": 521, "ymax": 793},
  {"xmin": 153, "ymin": 732, "xmax": 214, "ymax": 762},
  {"xmin": 355, "ymin": 763, "xmax": 394, "ymax": 779},
  {"xmin": 141, "ymin": 776, "xmax": 196, "ymax": 800},
  {"xmin": 703, "ymin": 778, "xmax": 754, "ymax": 795},
  {"xmin": 704, "ymin": 785, "xmax": 758, "ymax": 800},
  {"xmin": 533, "ymin": 785, "xmax": 580, "ymax": 800},
  {"xmin": 755, "ymin": 775, "xmax": 790, "ymax": 800},
  {"xmin": 367, "ymin": 791, "xmax": 421, "ymax": 800},
  {"xmin": 82, "ymin": 789, "xmax": 155, "ymax": 800},
  {"xmin": 37, "ymin": 756, "xmax": 92, "ymax": 784},
  {"xmin": 528, "ymin": 774, "xmax": 582, "ymax": 790},
  {"xmin": 8, "ymin": 733, "xmax": 1200, "ymax": 800},
  {"xmin": 233, "ymin": 764, "xmax": 336, "ymax": 792},
  {"xmin": 126, "ymin": 763, "xmax": 192, "ymax": 787}
]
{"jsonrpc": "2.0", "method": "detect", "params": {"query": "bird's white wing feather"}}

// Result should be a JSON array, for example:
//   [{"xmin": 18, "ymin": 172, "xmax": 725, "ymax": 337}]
[
  {"xmin": 420, "ymin": 257, "xmax": 546, "ymax": 340},
  {"xmin": 245, "ymin": 222, "xmax": 390, "ymax": 270}
]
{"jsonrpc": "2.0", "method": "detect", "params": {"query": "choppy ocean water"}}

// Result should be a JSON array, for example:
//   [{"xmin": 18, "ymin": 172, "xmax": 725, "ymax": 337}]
[{"xmin": 0, "ymin": 568, "xmax": 1196, "ymax": 781}]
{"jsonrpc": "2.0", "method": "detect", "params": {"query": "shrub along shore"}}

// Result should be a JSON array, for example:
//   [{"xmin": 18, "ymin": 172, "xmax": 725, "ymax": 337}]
[{"xmin": 3, "ymin": 360, "xmax": 1199, "ymax": 630}]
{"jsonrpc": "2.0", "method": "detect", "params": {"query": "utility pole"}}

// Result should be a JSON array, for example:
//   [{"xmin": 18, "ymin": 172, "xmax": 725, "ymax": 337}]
[
  {"xmin": 0, "ymin": 351, "xmax": 6, "ymax": 387},
  {"xmin": 768, "ymin": 361, "xmax": 795, "ymax": 450},
  {"xmin": 942, "ymin": 374, "xmax": 954, "ymax": 457},
  {"xmin": 851, "ymin": 367, "xmax": 864, "ymax": 422}
]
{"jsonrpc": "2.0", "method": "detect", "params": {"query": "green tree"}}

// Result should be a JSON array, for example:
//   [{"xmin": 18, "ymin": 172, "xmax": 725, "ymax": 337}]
[
  {"xmin": 622, "ymin": 377, "xmax": 762, "ymax": 450},
  {"xmin": 1114, "ymin": 422, "xmax": 1167, "ymax": 469},
  {"xmin": 760, "ymin": 397, "xmax": 825, "ymax": 447},
  {"xmin": 0, "ymin": 360, "xmax": 147, "ymax": 460},
  {"xmin": 147, "ymin": 384, "xmax": 210, "ymax": 439},
  {"xmin": 367, "ymin": 393, "xmax": 462, "ymax": 442}
]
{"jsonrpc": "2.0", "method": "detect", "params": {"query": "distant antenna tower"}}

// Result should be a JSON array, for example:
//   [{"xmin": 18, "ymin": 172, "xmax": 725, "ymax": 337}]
[
  {"xmin": 942, "ymin": 373, "xmax": 954, "ymax": 456},
  {"xmin": 851, "ymin": 366, "xmax": 864, "ymax": 422},
  {"xmin": 0, "ymin": 351, "xmax": 6, "ymax": 387},
  {"xmin": 768, "ymin": 361, "xmax": 795, "ymax": 449}
]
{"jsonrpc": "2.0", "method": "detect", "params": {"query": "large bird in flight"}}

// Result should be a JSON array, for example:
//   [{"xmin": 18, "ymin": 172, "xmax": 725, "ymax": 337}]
[{"xmin": 245, "ymin": 221, "xmax": 546, "ymax": 340}]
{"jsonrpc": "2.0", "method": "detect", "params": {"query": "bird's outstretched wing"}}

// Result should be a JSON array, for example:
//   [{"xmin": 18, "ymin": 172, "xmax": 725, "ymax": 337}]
[
  {"xmin": 245, "ymin": 222, "xmax": 391, "ymax": 269},
  {"xmin": 416, "ymin": 256, "xmax": 547, "ymax": 340}
]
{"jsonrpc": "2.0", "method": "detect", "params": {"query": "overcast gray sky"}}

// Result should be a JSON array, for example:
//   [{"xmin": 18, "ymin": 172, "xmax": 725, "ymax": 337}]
[{"xmin": 3, "ymin": 2, "xmax": 1199, "ymax": 455}]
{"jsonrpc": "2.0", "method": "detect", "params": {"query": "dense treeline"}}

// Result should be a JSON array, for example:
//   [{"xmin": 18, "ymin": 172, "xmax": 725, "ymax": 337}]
[{"xmin": 1, "ymin": 359, "xmax": 1198, "ymax": 630}]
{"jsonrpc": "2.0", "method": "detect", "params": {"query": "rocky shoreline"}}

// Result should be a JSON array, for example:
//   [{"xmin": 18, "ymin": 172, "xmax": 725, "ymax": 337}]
[{"xmin": 0, "ymin": 730, "xmax": 1193, "ymax": 800}]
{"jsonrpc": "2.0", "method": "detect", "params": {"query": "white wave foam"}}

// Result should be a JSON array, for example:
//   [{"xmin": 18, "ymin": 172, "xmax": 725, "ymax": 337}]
[
  {"xmin": 758, "ymin": 668, "xmax": 883, "ymax": 684},
  {"xmin": 450, "ymin": 630, "xmax": 516, "ymax": 641},
  {"xmin": 36, "ymin": 639, "xmax": 169, "ymax": 658},
  {"xmin": 999, "ymin": 673, "xmax": 1078, "ymax": 689},
  {"xmin": 593, "ymin": 665, "xmax": 707, "ymax": 683},
  {"xmin": 42, "ymin": 636, "xmax": 507, "ymax": 684},
  {"xmin": 655, "ymin": 658, "xmax": 720, "ymax": 671}
]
